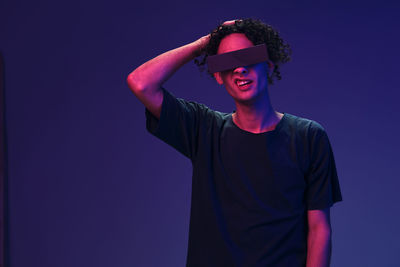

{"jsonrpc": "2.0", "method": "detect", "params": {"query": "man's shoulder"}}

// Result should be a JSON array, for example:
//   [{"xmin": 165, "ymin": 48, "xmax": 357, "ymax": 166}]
[
  {"xmin": 165, "ymin": 88, "xmax": 226, "ymax": 113},
  {"xmin": 283, "ymin": 113, "xmax": 327, "ymax": 136}
]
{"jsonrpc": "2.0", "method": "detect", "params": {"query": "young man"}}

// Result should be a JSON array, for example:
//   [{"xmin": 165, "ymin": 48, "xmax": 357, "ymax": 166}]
[{"xmin": 127, "ymin": 18, "xmax": 342, "ymax": 267}]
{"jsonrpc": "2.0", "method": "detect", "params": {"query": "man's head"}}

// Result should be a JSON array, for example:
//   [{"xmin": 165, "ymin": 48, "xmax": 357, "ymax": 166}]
[
  {"xmin": 195, "ymin": 18, "xmax": 292, "ymax": 85},
  {"xmin": 212, "ymin": 33, "xmax": 273, "ymax": 105}
]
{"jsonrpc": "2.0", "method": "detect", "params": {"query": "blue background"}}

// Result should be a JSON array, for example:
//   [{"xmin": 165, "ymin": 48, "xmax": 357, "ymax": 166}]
[{"xmin": 1, "ymin": 0, "xmax": 399, "ymax": 266}]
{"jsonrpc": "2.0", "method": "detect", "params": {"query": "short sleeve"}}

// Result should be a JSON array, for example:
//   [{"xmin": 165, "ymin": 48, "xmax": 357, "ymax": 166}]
[
  {"xmin": 305, "ymin": 123, "xmax": 343, "ymax": 210},
  {"xmin": 145, "ymin": 88, "xmax": 206, "ymax": 159}
]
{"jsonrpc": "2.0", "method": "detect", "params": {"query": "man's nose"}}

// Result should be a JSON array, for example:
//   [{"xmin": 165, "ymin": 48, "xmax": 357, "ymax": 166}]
[{"xmin": 233, "ymin": 66, "xmax": 248, "ymax": 74}]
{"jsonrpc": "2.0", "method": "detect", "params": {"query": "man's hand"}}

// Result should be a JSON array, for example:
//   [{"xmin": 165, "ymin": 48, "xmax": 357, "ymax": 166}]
[
  {"xmin": 193, "ymin": 19, "xmax": 241, "ymax": 56},
  {"xmin": 221, "ymin": 19, "xmax": 238, "ymax": 26}
]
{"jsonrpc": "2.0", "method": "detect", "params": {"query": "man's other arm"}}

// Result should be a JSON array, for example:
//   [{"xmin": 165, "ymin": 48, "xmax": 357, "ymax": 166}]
[
  {"xmin": 126, "ymin": 35, "xmax": 210, "ymax": 119},
  {"xmin": 306, "ymin": 208, "xmax": 332, "ymax": 267}
]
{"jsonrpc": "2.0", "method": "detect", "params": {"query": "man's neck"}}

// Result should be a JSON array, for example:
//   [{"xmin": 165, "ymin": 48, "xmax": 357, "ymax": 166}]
[{"xmin": 232, "ymin": 101, "xmax": 283, "ymax": 134}]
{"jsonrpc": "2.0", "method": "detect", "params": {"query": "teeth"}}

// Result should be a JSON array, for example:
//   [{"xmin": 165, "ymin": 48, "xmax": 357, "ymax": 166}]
[{"xmin": 237, "ymin": 80, "xmax": 251, "ymax": 86}]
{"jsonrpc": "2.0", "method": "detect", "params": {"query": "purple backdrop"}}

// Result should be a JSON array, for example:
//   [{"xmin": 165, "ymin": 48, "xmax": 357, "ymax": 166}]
[{"xmin": 1, "ymin": 0, "xmax": 400, "ymax": 266}]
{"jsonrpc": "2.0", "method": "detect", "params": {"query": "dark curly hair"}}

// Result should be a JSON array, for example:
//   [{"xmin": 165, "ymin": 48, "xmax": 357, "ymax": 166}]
[{"xmin": 195, "ymin": 18, "xmax": 292, "ymax": 84}]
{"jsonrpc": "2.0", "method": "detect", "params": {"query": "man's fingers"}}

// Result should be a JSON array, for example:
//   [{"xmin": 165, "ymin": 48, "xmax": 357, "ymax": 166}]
[
  {"xmin": 222, "ymin": 19, "xmax": 241, "ymax": 26},
  {"xmin": 222, "ymin": 20, "xmax": 236, "ymax": 25}
]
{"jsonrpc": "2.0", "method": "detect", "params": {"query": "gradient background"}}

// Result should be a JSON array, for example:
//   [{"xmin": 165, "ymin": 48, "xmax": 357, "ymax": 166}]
[{"xmin": 1, "ymin": 0, "xmax": 399, "ymax": 266}]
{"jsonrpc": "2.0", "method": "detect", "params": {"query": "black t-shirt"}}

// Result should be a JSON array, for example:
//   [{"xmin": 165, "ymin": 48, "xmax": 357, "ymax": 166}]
[{"xmin": 145, "ymin": 88, "xmax": 343, "ymax": 267}]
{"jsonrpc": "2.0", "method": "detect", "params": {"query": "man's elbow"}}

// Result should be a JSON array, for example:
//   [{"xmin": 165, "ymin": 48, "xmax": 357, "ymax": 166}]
[{"xmin": 127, "ymin": 72, "xmax": 145, "ymax": 93}]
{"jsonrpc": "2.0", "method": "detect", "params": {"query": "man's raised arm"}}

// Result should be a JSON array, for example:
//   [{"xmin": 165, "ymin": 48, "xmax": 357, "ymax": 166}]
[{"xmin": 126, "ymin": 35, "xmax": 210, "ymax": 119}]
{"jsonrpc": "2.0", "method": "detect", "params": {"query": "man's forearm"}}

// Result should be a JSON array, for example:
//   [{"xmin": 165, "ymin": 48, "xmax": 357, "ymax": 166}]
[
  {"xmin": 306, "ymin": 227, "xmax": 332, "ymax": 267},
  {"xmin": 127, "ymin": 35, "xmax": 209, "ymax": 93}
]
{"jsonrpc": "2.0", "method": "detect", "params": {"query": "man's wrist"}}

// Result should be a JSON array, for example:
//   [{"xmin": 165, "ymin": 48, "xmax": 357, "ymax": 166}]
[{"xmin": 192, "ymin": 34, "xmax": 210, "ymax": 57}]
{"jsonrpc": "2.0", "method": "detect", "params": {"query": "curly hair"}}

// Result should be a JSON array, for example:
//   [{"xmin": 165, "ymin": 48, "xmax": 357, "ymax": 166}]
[{"xmin": 195, "ymin": 18, "xmax": 292, "ymax": 84}]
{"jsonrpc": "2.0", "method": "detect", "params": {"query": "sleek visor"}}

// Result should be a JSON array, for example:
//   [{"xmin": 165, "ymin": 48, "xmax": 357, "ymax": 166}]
[{"xmin": 207, "ymin": 44, "xmax": 269, "ymax": 73}]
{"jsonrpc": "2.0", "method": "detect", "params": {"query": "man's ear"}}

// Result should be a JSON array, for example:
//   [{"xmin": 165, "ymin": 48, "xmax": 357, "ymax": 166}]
[
  {"xmin": 213, "ymin": 72, "xmax": 224, "ymax": 85},
  {"xmin": 267, "ymin": 61, "xmax": 275, "ymax": 75}
]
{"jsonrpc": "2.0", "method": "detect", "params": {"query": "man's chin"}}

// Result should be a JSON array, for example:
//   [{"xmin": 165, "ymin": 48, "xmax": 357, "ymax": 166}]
[{"xmin": 233, "ymin": 96, "xmax": 257, "ymax": 106}]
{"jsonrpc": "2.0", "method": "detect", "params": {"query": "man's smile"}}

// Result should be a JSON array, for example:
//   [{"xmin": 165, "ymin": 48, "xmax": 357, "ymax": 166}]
[{"xmin": 234, "ymin": 78, "xmax": 253, "ymax": 90}]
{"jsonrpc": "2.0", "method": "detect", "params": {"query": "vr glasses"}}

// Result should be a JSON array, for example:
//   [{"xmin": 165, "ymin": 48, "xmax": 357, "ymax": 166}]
[{"xmin": 206, "ymin": 44, "xmax": 269, "ymax": 73}]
